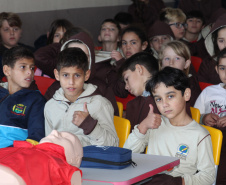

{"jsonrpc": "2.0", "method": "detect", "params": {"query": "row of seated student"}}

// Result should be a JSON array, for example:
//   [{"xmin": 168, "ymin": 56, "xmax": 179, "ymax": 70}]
[{"xmin": 0, "ymin": 3, "xmax": 224, "ymax": 184}]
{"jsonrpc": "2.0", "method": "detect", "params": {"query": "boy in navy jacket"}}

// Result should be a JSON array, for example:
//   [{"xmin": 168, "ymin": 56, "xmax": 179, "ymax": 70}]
[{"xmin": 0, "ymin": 46, "xmax": 45, "ymax": 148}]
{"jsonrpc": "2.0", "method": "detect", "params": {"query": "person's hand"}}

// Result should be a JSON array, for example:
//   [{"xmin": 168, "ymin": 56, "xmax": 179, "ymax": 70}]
[
  {"xmin": 111, "ymin": 50, "xmax": 123, "ymax": 61},
  {"xmin": 72, "ymin": 102, "xmax": 89, "ymax": 126},
  {"xmin": 138, "ymin": 104, "xmax": 161, "ymax": 134},
  {"xmin": 202, "ymin": 113, "xmax": 219, "ymax": 127},
  {"xmin": 216, "ymin": 115, "xmax": 226, "ymax": 128}
]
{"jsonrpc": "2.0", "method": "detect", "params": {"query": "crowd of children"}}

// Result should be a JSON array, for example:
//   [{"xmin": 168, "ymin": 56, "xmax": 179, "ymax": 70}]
[{"xmin": 0, "ymin": 0, "xmax": 226, "ymax": 184}]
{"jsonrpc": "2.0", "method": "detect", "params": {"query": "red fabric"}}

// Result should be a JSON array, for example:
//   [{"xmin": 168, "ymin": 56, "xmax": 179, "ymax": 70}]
[{"xmin": 0, "ymin": 141, "xmax": 82, "ymax": 185}]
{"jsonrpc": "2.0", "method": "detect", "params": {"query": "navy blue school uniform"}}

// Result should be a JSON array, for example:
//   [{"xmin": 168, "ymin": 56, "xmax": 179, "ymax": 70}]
[{"xmin": 0, "ymin": 84, "xmax": 45, "ymax": 148}]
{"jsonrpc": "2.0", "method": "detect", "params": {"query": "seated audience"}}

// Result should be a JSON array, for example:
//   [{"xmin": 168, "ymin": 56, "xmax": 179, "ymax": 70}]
[
  {"xmin": 0, "ymin": 12, "xmax": 34, "ymax": 79},
  {"xmin": 0, "ymin": 46, "xmax": 45, "ymax": 148},
  {"xmin": 159, "ymin": 40, "xmax": 201, "ymax": 106},
  {"xmin": 148, "ymin": 20, "xmax": 174, "ymax": 59},
  {"xmin": 194, "ymin": 47, "xmax": 226, "ymax": 184},
  {"xmin": 159, "ymin": 7, "xmax": 186, "ymax": 40},
  {"xmin": 44, "ymin": 47, "xmax": 119, "ymax": 146},
  {"xmin": 181, "ymin": 10, "xmax": 208, "ymax": 59},
  {"xmin": 124, "ymin": 66, "xmax": 215, "ymax": 185},
  {"xmin": 119, "ymin": 52, "xmax": 160, "ymax": 131},
  {"xmin": 198, "ymin": 14, "xmax": 226, "ymax": 84}
]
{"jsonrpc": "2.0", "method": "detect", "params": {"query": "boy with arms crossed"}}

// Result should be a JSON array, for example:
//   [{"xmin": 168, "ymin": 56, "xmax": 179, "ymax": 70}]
[{"xmin": 124, "ymin": 67, "xmax": 215, "ymax": 185}]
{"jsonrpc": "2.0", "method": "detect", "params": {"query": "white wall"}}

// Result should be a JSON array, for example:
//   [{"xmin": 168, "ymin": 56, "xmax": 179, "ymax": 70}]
[
  {"xmin": 0, "ymin": 0, "xmax": 131, "ymax": 13},
  {"xmin": 0, "ymin": 0, "xmax": 174, "ymax": 13}
]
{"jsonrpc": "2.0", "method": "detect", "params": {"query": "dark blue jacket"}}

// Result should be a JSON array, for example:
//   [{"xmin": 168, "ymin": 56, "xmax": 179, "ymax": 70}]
[{"xmin": 0, "ymin": 84, "xmax": 46, "ymax": 148}]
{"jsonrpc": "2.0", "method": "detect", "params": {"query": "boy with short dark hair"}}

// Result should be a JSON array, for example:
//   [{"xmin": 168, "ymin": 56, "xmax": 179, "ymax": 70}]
[
  {"xmin": 44, "ymin": 47, "xmax": 119, "ymax": 146},
  {"xmin": 114, "ymin": 12, "xmax": 134, "ymax": 30},
  {"xmin": 124, "ymin": 67, "xmax": 215, "ymax": 185},
  {"xmin": 182, "ymin": 10, "xmax": 208, "ymax": 59},
  {"xmin": 0, "ymin": 46, "xmax": 45, "ymax": 148},
  {"xmin": 119, "ymin": 52, "xmax": 160, "ymax": 131}
]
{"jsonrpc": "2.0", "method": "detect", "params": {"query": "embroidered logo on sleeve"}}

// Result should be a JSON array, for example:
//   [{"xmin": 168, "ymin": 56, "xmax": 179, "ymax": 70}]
[
  {"xmin": 175, "ymin": 144, "xmax": 189, "ymax": 160},
  {"xmin": 11, "ymin": 104, "xmax": 27, "ymax": 116}
]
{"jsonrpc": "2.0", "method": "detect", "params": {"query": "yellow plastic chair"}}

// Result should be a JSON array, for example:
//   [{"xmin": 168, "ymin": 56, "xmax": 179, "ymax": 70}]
[
  {"xmin": 117, "ymin": 101, "xmax": 123, "ymax": 118},
  {"xmin": 190, "ymin": 107, "xmax": 201, "ymax": 123},
  {"xmin": 202, "ymin": 125, "xmax": 223, "ymax": 185},
  {"xmin": 114, "ymin": 116, "xmax": 131, "ymax": 148}
]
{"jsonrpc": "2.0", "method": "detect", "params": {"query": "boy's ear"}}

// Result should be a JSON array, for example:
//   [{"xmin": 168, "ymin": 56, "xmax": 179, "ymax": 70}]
[
  {"xmin": 54, "ymin": 69, "xmax": 60, "ymax": 81},
  {"xmin": 98, "ymin": 35, "xmax": 102, "ymax": 42},
  {"xmin": 141, "ymin": 41, "xmax": 148, "ymax": 51},
  {"xmin": 3, "ymin": 65, "xmax": 10, "ymax": 77},
  {"xmin": 184, "ymin": 88, "xmax": 191, "ymax": 102},
  {"xmin": 184, "ymin": 59, "xmax": 191, "ymax": 69},
  {"xmin": 215, "ymin": 65, "xmax": 219, "ymax": 74},
  {"xmin": 135, "ymin": 64, "xmax": 143, "ymax": 75},
  {"xmin": 85, "ymin": 69, "xmax": 91, "ymax": 81}
]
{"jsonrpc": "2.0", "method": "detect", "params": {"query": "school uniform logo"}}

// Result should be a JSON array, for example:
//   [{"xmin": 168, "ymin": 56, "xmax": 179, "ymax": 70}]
[
  {"xmin": 175, "ymin": 144, "xmax": 189, "ymax": 160},
  {"xmin": 11, "ymin": 104, "xmax": 27, "ymax": 116}
]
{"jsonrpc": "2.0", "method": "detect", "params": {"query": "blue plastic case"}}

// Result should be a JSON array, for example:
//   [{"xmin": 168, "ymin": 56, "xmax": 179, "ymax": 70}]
[{"xmin": 80, "ymin": 146, "xmax": 135, "ymax": 169}]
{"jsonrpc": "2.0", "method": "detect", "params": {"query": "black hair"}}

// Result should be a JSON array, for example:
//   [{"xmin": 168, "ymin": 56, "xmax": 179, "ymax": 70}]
[
  {"xmin": 217, "ymin": 47, "xmax": 226, "ymax": 66},
  {"xmin": 2, "ymin": 46, "xmax": 34, "ymax": 68},
  {"xmin": 100, "ymin": 18, "xmax": 121, "ymax": 32},
  {"xmin": 146, "ymin": 66, "xmax": 190, "ymax": 96},
  {"xmin": 186, "ymin": 10, "xmax": 205, "ymax": 25},
  {"xmin": 119, "ymin": 51, "xmax": 159, "ymax": 78},
  {"xmin": 47, "ymin": 19, "xmax": 74, "ymax": 44},
  {"xmin": 60, "ymin": 26, "xmax": 92, "ymax": 44},
  {"xmin": 114, "ymin": 12, "xmax": 134, "ymax": 26},
  {"xmin": 56, "ymin": 47, "xmax": 88, "ymax": 72},
  {"xmin": 121, "ymin": 26, "xmax": 150, "ymax": 51}
]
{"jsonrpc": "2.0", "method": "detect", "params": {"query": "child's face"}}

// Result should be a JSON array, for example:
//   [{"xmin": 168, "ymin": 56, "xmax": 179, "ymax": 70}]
[
  {"xmin": 0, "ymin": 20, "xmax": 22, "ymax": 49},
  {"xmin": 122, "ymin": 32, "xmax": 148, "ymax": 59},
  {"xmin": 217, "ymin": 27, "xmax": 226, "ymax": 51},
  {"xmin": 3, "ymin": 58, "xmax": 35, "ymax": 92},
  {"xmin": 152, "ymin": 82, "xmax": 190, "ymax": 121},
  {"xmin": 150, "ymin": 35, "xmax": 171, "ymax": 53},
  {"xmin": 53, "ymin": 27, "xmax": 66, "ymax": 43},
  {"xmin": 216, "ymin": 57, "xmax": 226, "ymax": 84},
  {"xmin": 99, "ymin": 22, "xmax": 119, "ymax": 43},
  {"xmin": 186, "ymin": 18, "xmax": 203, "ymax": 34},
  {"xmin": 54, "ymin": 66, "xmax": 90, "ymax": 102},
  {"xmin": 161, "ymin": 47, "xmax": 190, "ymax": 71},
  {"xmin": 169, "ymin": 21, "xmax": 185, "ymax": 40},
  {"xmin": 122, "ymin": 65, "xmax": 147, "ymax": 96}
]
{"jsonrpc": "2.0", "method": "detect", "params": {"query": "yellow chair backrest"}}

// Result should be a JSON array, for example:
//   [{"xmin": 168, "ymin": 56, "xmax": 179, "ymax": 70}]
[
  {"xmin": 114, "ymin": 116, "xmax": 131, "ymax": 148},
  {"xmin": 202, "ymin": 125, "xmax": 223, "ymax": 185},
  {"xmin": 117, "ymin": 101, "xmax": 123, "ymax": 118},
  {"xmin": 202, "ymin": 125, "xmax": 223, "ymax": 166},
  {"xmin": 190, "ymin": 107, "xmax": 201, "ymax": 123}
]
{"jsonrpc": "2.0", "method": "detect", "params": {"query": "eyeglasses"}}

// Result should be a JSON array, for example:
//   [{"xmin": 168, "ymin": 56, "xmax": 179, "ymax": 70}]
[{"xmin": 169, "ymin": 22, "xmax": 187, "ymax": 28}]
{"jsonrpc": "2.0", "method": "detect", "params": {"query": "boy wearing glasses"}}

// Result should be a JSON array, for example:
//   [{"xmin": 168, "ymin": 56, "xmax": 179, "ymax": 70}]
[{"xmin": 160, "ymin": 7, "xmax": 186, "ymax": 40}]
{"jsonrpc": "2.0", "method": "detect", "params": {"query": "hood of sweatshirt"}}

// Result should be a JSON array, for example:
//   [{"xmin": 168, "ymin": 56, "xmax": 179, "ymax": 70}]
[
  {"xmin": 204, "ymin": 14, "xmax": 226, "ymax": 57},
  {"xmin": 60, "ymin": 32, "xmax": 96, "ymax": 80},
  {"xmin": 53, "ymin": 83, "xmax": 101, "ymax": 102},
  {"xmin": 0, "ymin": 82, "xmax": 36, "ymax": 98}
]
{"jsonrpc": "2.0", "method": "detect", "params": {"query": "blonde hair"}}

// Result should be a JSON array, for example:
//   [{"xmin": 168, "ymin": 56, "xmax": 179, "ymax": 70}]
[
  {"xmin": 159, "ymin": 40, "xmax": 191, "ymax": 75},
  {"xmin": 160, "ymin": 7, "xmax": 186, "ymax": 24}
]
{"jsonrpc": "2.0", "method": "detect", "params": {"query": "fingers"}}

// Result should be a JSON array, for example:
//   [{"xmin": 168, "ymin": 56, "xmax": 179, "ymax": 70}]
[
  {"xmin": 83, "ymin": 102, "xmax": 88, "ymax": 112},
  {"xmin": 149, "ymin": 104, "xmax": 154, "ymax": 114}
]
